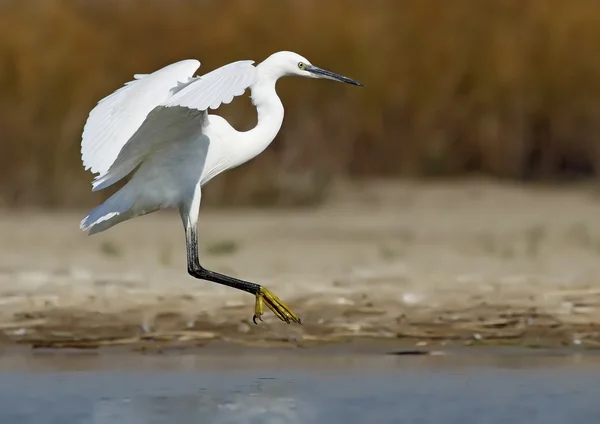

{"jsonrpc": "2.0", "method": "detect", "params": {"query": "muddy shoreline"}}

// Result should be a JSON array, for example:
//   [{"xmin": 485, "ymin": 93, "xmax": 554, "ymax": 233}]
[
  {"xmin": 1, "ymin": 180, "xmax": 600, "ymax": 351},
  {"xmin": 3, "ymin": 299, "xmax": 599, "ymax": 351}
]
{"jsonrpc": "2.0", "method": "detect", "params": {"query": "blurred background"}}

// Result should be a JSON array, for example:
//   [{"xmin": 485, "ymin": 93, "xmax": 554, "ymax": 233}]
[
  {"xmin": 2, "ymin": 0, "xmax": 600, "ymax": 356},
  {"xmin": 3, "ymin": 0, "xmax": 600, "ymax": 210}
]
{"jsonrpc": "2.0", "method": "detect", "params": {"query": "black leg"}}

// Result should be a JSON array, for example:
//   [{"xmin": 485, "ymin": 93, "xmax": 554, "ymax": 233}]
[
  {"xmin": 185, "ymin": 225, "xmax": 260, "ymax": 295},
  {"xmin": 184, "ymin": 223, "xmax": 301, "ymax": 325}
]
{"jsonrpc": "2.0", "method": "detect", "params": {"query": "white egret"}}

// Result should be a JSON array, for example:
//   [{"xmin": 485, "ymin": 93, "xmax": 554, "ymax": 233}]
[{"xmin": 79, "ymin": 51, "xmax": 362, "ymax": 324}]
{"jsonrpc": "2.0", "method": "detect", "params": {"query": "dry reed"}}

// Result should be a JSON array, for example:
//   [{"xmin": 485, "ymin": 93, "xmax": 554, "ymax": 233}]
[{"xmin": 2, "ymin": 0, "xmax": 600, "ymax": 207}]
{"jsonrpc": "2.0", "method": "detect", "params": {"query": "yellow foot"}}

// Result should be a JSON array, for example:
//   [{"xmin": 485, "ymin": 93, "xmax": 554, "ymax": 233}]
[{"xmin": 253, "ymin": 287, "xmax": 302, "ymax": 324}]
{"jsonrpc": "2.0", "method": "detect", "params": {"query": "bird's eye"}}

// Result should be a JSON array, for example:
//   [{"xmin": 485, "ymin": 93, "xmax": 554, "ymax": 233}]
[{"xmin": 298, "ymin": 62, "xmax": 306, "ymax": 70}]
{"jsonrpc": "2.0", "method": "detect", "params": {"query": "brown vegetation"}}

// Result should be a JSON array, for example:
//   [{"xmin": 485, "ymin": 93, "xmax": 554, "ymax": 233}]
[{"xmin": 2, "ymin": 0, "xmax": 600, "ymax": 207}]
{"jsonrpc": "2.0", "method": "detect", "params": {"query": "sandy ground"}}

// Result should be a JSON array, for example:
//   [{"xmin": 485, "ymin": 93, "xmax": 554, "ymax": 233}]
[{"xmin": 1, "ymin": 180, "xmax": 600, "ymax": 350}]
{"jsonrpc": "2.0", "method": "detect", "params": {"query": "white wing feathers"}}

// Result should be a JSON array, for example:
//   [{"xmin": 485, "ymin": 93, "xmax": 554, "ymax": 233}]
[
  {"xmin": 164, "ymin": 60, "xmax": 257, "ymax": 110},
  {"xmin": 90, "ymin": 107, "xmax": 206, "ymax": 192},
  {"xmin": 81, "ymin": 59, "xmax": 201, "ymax": 177},
  {"xmin": 80, "ymin": 59, "xmax": 257, "ymax": 190}
]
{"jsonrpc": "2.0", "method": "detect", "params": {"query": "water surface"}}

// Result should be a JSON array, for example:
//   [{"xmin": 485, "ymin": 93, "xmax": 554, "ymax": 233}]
[{"xmin": 0, "ymin": 348, "xmax": 599, "ymax": 423}]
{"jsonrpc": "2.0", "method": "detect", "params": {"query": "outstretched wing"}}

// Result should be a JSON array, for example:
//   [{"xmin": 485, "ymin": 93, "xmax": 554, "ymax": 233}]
[
  {"xmin": 81, "ymin": 59, "xmax": 201, "ymax": 176},
  {"xmin": 81, "ymin": 59, "xmax": 258, "ymax": 191},
  {"xmin": 163, "ymin": 60, "xmax": 257, "ymax": 110}
]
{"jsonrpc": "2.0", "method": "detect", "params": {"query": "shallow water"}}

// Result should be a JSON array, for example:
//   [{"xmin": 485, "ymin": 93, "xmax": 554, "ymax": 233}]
[{"xmin": 0, "ymin": 349, "xmax": 599, "ymax": 424}]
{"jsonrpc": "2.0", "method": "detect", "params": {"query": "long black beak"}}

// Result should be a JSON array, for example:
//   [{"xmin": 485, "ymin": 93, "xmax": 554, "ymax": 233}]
[{"xmin": 306, "ymin": 65, "xmax": 363, "ymax": 86}]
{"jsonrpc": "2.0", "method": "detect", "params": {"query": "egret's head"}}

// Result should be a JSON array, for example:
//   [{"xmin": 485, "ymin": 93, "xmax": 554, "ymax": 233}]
[{"xmin": 262, "ymin": 51, "xmax": 363, "ymax": 86}]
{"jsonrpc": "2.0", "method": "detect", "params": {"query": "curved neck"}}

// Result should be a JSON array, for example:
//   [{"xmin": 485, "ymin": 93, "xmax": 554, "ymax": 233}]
[{"xmin": 230, "ymin": 69, "xmax": 284, "ymax": 166}]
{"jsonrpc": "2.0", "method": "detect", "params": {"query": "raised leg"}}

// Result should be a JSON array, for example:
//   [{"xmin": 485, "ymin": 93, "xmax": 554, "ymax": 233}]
[{"xmin": 185, "ymin": 224, "xmax": 301, "ymax": 324}]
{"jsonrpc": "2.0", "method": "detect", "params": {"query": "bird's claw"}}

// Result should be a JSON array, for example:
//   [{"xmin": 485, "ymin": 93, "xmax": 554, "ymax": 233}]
[{"xmin": 253, "ymin": 287, "xmax": 301, "ymax": 325}]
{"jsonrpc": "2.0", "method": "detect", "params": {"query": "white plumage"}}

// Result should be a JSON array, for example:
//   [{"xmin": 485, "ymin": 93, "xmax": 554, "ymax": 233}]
[
  {"xmin": 79, "ymin": 50, "xmax": 362, "ymax": 324},
  {"xmin": 80, "ymin": 58, "xmax": 260, "ymax": 233},
  {"xmin": 81, "ymin": 59, "xmax": 257, "ymax": 192},
  {"xmin": 81, "ymin": 59, "xmax": 201, "ymax": 177}
]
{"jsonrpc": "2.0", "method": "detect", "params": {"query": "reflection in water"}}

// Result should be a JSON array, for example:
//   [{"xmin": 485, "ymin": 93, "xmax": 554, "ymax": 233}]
[
  {"xmin": 91, "ymin": 393, "xmax": 312, "ymax": 424},
  {"xmin": 0, "ymin": 352, "xmax": 599, "ymax": 424},
  {"xmin": 213, "ymin": 395, "xmax": 310, "ymax": 424}
]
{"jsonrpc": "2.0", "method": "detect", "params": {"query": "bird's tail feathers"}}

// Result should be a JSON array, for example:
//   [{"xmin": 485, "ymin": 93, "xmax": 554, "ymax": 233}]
[{"xmin": 80, "ymin": 186, "xmax": 138, "ymax": 235}]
